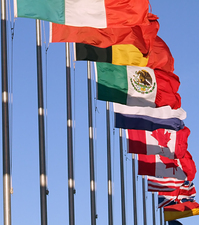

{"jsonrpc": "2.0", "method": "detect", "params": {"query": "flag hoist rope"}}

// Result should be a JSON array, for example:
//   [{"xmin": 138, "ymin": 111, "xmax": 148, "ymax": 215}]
[
  {"xmin": 42, "ymin": 20, "xmax": 50, "ymax": 194},
  {"xmin": 7, "ymin": 0, "xmax": 15, "ymax": 196}
]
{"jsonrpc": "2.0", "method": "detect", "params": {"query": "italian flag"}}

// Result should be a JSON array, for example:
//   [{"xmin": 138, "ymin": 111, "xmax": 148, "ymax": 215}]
[
  {"xmin": 95, "ymin": 63, "xmax": 181, "ymax": 109},
  {"xmin": 14, "ymin": 0, "xmax": 149, "ymax": 28}
]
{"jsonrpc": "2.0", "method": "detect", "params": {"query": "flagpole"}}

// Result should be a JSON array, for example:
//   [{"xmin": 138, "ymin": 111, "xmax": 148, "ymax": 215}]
[
  {"xmin": 142, "ymin": 175, "xmax": 147, "ymax": 225},
  {"xmin": 87, "ymin": 61, "xmax": 97, "ymax": 225},
  {"xmin": 1, "ymin": 0, "xmax": 11, "ymax": 224},
  {"xmin": 65, "ymin": 43, "xmax": 75, "ymax": 225},
  {"xmin": 106, "ymin": 102, "xmax": 113, "ymax": 225},
  {"xmin": 36, "ymin": 20, "xmax": 48, "ymax": 225},
  {"xmin": 119, "ymin": 129, "xmax": 126, "ymax": 225},
  {"xmin": 132, "ymin": 153, "xmax": 137, "ymax": 225},
  {"xmin": 160, "ymin": 207, "xmax": 163, "ymax": 225},
  {"xmin": 152, "ymin": 192, "xmax": 156, "ymax": 225}
]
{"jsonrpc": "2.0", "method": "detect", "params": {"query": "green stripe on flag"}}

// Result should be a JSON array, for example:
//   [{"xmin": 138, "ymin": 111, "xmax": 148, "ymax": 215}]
[
  {"xmin": 16, "ymin": 0, "xmax": 65, "ymax": 24},
  {"xmin": 96, "ymin": 62, "xmax": 128, "ymax": 104}
]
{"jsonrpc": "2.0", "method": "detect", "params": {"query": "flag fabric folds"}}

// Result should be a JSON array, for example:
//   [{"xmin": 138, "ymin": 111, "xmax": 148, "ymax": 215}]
[
  {"xmin": 147, "ymin": 176, "xmax": 185, "ymax": 192},
  {"xmin": 158, "ymin": 181, "xmax": 196, "ymax": 208},
  {"xmin": 168, "ymin": 220, "xmax": 183, "ymax": 225},
  {"xmin": 50, "ymin": 13, "xmax": 159, "ymax": 52},
  {"xmin": 147, "ymin": 36, "xmax": 174, "ymax": 72},
  {"xmin": 75, "ymin": 43, "xmax": 149, "ymax": 67},
  {"xmin": 114, "ymin": 104, "xmax": 186, "ymax": 131},
  {"xmin": 96, "ymin": 63, "xmax": 181, "ymax": 109},
  {"xmin": 138, "ymin": 151, "xmax": 196, "ymax": 181},
  {"xmin": 127, "ymin": 126, "xmax": 190, "ymax": 159},
  {"xmin": 75, "ymin": 35, "xmax": 174, "ymax": 72},
  {"xmin": 14, "ymin": 0, "xmax": 150, "ymax": 28},
  {"xmin": 164, "ymin": 201, "xmax": 199, "ymax": 221}
]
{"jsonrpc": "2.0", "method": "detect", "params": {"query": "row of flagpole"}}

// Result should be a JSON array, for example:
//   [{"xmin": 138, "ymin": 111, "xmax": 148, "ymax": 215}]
[{"xmin": 0, "ymin": 3, "xmax": 167, "ymax": 225}]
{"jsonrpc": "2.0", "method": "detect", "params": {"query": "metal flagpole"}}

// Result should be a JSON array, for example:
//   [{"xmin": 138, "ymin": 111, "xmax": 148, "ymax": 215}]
[
  {"xmin": 36, "ymin": 20, "xmax": 48, "ymax": 225},
  {"xmin": 87, "ymin": 61, "xmax": 97, "ymax": 225},
  {"xmin": 106, "ymin": 102, "xmax": 113, "ymax": 225},
  {"xmin": 132, "ymin": 153, "xmax": 137, "ymax": 225},
  {"xmin": 1, "ymin": 0, "xmax": 11, "ymax": 224},
  {"xmin": 65, "ymin": 43, "xmax": 75, "ymax": 225},
  {"xmin": 119, "ymin": 129, "xmax": 126, "ymax": 225},
  {"xmin": 142, "ymin": 175, "xmax": 147, "ymax": 225},
  {"xmin": 160, "ymin": 207, "xmax": 163, "ymax": 225},
  {"xmin": 152, "ymin": 192, "xmax": 156, "ymax": 225}
]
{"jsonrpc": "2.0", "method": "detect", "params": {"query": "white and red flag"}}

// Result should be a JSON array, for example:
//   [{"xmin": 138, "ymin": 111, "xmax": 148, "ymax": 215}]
[
  {"xmin": 138, "ymin": 151, "xmax": 196, "ymax": 181},
  {"xmin": 158, "ymin": 181, "xmax": 196, "ymax": 208},
  {"xmin": 147, "ymin": 176, "xmax": 185, "ymax": 192},
  {"xmin": 127, "ymin": 126, "xmax": 190, "ymax": 159}
]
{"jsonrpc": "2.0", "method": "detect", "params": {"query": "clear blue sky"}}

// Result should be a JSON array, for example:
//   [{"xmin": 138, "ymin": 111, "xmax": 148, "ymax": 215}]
[{"xmin": 0, "ymin": 1, "xmax": 199, "ymax": 225}]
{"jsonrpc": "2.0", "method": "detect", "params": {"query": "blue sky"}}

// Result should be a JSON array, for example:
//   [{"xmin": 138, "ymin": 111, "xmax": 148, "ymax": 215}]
[{"xmin": 0, "ymin": 0, "xmax": 199, "ymax": 225}]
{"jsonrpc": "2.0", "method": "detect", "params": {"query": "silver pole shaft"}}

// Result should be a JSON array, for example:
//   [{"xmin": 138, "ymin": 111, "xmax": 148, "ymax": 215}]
[
  {"xmin": 142, "ymin": 176, "xmax": 147, "ymax": 225},
  {"xmin": 1, "ymin": 0, "xmax": 11, "ymax": 224},
  {"xmin": 160, "ymin": 207, "xmax": 163, "ymax": 225},
  {"xmin": 65, "ymin": 43, "xmax": 75, "ymax": 225},
  {"xmin": 36, "ymin": 20, "xmax": 48, "ymax": 225},
  {"xmin": 106, "ymin": 102, "xmax": 113, "ymax": 225},
  {"xmin": 152, "ymin": 192, "xmax": 156, "ymax": 225},
  {"xmin": 119, "ymin": 129, "xmax": 126, "ymax": 225},
  {"xmin": 132, "ymin": 154, "xmax": 137, "ymax": 225},
  {"xmin": 87, "ymin": 61, "xmax": 97, "ymax": 225}
]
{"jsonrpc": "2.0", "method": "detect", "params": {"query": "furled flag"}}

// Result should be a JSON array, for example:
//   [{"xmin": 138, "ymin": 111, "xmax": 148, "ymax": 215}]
[
  {"xmin": 147, "ymin": 176, "xmax": 185, "ymax": 192},
  {"xmin": 164, "ymin": 201, "xmax": 199, "ymax": 221},
  {"xmin": 158, "ymin": 181, "xmax": 196, "ymax": 208},
  {"xmin": 126, "ymin": 126, "xmax": 190, "ymax": 159},
  {"xmin": 14, "ymin": 0, "xmax": 150, "ymax": 28},
  {"xmin": 147, "ymin": 36, "xmax": 174, "ymax": 72},
  {"xmin": 95, "ymin": 63, "xmax": 181, "ymax": 109},
  {"xmin": 50, "ymin": 13, "xmax": 159, "ymax": 52},
  {"xmin": 114, "ymin": 104, "xmax": 186, "ymax": 131},
  {"xmin": 168, "ymin": 220, "xmax": 183, "ymax": 225},
  {"xmin": 75, "ymin": 35, "xmax": 174, "ymax": 72},
  {"xmin": 138, "ymin": 151, "xmax": 196, "ymax": 181}
]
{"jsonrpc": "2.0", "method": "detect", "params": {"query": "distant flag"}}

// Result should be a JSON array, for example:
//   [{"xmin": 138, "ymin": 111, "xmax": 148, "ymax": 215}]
[
  {"xmin": 138, "ymin": 151, "xmax": 196, "ymax": 181},
  {"xmin": 114, "ymin": 104, "xmax": 186, "ymax": 131},
  {"xmin": 158, "ymin": 181, "xmax": 196, "ymax": 208},
  {"xmin": 75, "ymin": 35, "xmax": 174, "ymax": 72},
  {"xmin": 147, "ymin": 176, "xmax": 185, "ymax": 192},
  {"xmin": 168, "ymin": 220, "xmax": 183, "ymax": 225},
  {"xmin": 126, "ymin": 127, "xmax": 190, "ymax": 159},
  {"xmin": 14, "ymin": 0, "xmax": 150, "ymax": 27},
  {"xmin": 95, "ymin": 63, "xmax": 181, "ymax": 109},
  {"xmin": 50, "ymin": 13, "xmax": 159, "ymax": 51},
  {"xmin": 164, "ymin": 201, "xmax": 199, "ymax": 221},
  {"xmin": 147, "ymin": 36, "xmax": 174, "ymax": 72}
]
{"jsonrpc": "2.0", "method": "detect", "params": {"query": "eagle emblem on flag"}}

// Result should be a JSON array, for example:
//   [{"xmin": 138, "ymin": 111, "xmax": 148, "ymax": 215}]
[{"xmin": 130, "ymin": 69, "xmax": 155, "ymax": 94}]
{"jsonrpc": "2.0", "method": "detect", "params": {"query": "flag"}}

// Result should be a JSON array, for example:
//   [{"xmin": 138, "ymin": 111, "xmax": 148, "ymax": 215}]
[
  {"xmin": 127, "ymin": 126, "xmax": 190, "ymax": 159},
  {"xmin": 147, "ymin": 36, "xmax": 174, "ymax": 72},
  {"xmin": 50, "ymin": 13, "xmax": 159, "ymax": 52},
  {"xmin": 114, "ymin": 104, "xmax": 186, "ymax": 131},
  {"xmin": 147, "ymin": 176, "xmax": 185, "ymax": 192},
  {"xmin": 14, "ymin": 0, "xmax": 150, "ymax": 28},
  {"xmin": 164, "ymin": 201, "xmax": 199, "ymax": 221},
  {"xmin": 75, "ymin": 43, "xmax": 149, "ymax": 67},
  {"xmin": 96, "ymin": 63, "xmax": 181, "ymax": 109},
  {"xmin": 158, "ymin": 181, "xmax": 196, "ymax": 208},
  {"xmin": 75, "ymin": 35, "xmax": 174, "ymax": 72},
  {"xmin": 138, "ymin": 151, "xmax": 196, "ymax": 181},
  {"xmin": 168, "ymin": 220, "xmax": 183, "ymax": 225}
]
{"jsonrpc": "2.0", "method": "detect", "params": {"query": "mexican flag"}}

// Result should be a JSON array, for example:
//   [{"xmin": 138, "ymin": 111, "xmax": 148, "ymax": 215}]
[{"xmin": 95, "ymin": 63, "xmax": 181, "ymax": 109}]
